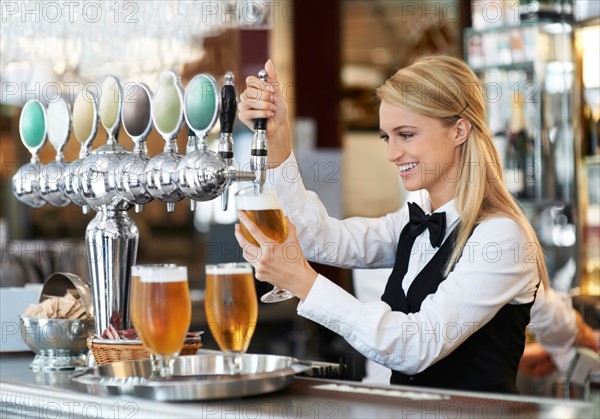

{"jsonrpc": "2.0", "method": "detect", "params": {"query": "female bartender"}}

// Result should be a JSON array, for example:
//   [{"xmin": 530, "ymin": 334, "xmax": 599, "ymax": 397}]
[{"xmin": 234, "ymin": 55, "xmax": 578, "ymax": 393}]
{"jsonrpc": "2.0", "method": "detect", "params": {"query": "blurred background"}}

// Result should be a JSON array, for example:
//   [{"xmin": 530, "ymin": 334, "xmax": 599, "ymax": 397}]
[{"xmin": 1, "ymin": 0, "xmax": 598, "ymax": 387}]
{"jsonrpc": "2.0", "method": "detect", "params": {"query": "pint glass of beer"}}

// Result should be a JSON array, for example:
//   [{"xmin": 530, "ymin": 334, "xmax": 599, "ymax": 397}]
[
  {"xmin": 235, "ymin": 185, "xmax": 293, "ymax": 303},
  {"xmin": 205, "ymin": 263, "xmax": 257, "ymax": 373},
  {"xmin": 131, "ymin": 264, "xmax": 191, "ymax": 378}
]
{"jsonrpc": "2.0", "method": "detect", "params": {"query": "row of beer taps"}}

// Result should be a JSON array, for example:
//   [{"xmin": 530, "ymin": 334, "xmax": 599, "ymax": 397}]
[
  {"xmin": 13, "ymin": 68, "xmax": 271, "ymax": 334},
  {"xmin": 12, "ymin": 69, "xmax": 270, "ymax": 215}
]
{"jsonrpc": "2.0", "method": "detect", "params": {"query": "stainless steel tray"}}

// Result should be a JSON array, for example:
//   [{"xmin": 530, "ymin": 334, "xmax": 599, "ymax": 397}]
[{"xmin": 71, "ymin": 353, "xmax": 310, "ymax": 401}]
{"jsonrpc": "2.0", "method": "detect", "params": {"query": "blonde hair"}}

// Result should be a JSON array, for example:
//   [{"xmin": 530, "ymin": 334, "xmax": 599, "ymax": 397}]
[{"xmin": 376, "ymin": 54, "xmax": 548, "ymax": 289}]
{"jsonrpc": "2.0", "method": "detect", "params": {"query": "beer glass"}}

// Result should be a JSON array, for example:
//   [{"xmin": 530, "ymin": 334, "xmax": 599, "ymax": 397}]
[
  {"xmin": 131, "ymin": 264, "xmax": 191, "ymax": 378},
  {"xmin": 235, "ymin": 185, "xmax": 293, "ymax": 303},
  {"xmin": 205, "ymin": 263, "xmax": 258, "ymax": 373}
]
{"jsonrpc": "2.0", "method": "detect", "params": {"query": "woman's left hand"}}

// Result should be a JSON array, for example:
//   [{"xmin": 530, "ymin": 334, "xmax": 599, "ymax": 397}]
[{"xmin": 234, "ymin": 212, "xmax": 318, "ymax": 300}]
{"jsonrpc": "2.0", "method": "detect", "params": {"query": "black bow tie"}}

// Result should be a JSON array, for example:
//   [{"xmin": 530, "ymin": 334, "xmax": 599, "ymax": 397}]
[{"xmin": 407, "ymin": 202, "xmax": 447, "ymax": 248}]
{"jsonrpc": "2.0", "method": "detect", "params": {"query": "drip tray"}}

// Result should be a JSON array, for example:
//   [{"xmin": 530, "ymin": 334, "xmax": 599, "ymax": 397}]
[{"xmin": 71, "ymin": 353, "xmax": 309, "ymax": 401}]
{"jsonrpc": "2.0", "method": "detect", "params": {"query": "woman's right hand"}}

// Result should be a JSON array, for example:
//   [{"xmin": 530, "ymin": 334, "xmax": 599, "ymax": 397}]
[
  {"xmin": 574, "ymin": 311, "xmax": 600, "ymax": 352},
  {"xmin": 518, "ymin": 342, "xmax": 557, "ymax": 377},
  {"xmin": 238, "ymin": 59, "xmax": 292, "ymax": 167}
]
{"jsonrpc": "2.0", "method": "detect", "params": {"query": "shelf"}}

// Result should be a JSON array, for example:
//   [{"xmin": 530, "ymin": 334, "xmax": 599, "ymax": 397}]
[
  {"xmin": 470, "ymin": 61, "xmax": 535, "ymax": 72},
  {"xmin": 465, "ymin": 20, "xmax": 554, "ymax": 36}
]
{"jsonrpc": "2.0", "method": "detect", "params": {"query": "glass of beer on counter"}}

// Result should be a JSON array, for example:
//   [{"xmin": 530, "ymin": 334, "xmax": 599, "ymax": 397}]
[
  {"xmin": 205, "ymin": 263, "xmax": 258, "ymax": 373},
  {"xmin": 235, "ymin": 185, "xmax": 292, "ymax": 303},
  {"xmin": 131, "ymin": 264, "xmax": 191, "ymax": 378}
]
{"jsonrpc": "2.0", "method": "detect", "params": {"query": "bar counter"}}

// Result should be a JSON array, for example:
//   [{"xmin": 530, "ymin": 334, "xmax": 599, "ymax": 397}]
[{"xmin": 1, "ymin": 353, "xmax": 596, "ymax": 418}]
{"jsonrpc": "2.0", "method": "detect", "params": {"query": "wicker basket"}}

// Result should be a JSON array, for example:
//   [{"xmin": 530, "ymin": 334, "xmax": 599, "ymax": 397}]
[{"xmin": 88, "ymin": 337, "xmax": 202, "ymax": 365}]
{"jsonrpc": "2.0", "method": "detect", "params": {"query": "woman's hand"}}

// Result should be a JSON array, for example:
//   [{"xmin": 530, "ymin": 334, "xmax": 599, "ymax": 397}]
[
  {"xmin": 234, "ymin": 211, "xmax": 318, "ymax": 300},
  {"xmin": 574, "ymin": 311, "xmax": 600, "ymax": 352},
  {"xmin": 238, "ymin": 59, "xmax": 292, "ymax": 167},
  {"xmin": 518, "ymin": 342, "xmax": 557, "ymax": 377}
]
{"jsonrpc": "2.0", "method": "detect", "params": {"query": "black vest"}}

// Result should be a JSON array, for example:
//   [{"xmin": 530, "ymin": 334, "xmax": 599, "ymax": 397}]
[{"xmin": 381, "ymin": 222, "xmax": 535, "ymax": 393}]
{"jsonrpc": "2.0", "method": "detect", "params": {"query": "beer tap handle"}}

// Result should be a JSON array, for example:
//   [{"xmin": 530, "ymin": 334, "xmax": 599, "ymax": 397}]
[
  {"xmin": 181, "ymin": 74, "xmax": 221, "ymax": 211},
  {"xmin": 254, "ymin": 70, "xmax": 268, "ymax": 132},
  {"xmin": 184, "ymin": 73, "xmax": 220, "ymax": 147},
  {"xmin": 19, "ymin": 100, "xmax": 48, "ymax": 163},
  {"xmin": 12, "ymin": 100, "xmax": 48, "ymax": 208},
  {"xmin": 123, "ymin": 82, "xmax": 153, "ymax": 154},
  {"xmin": 148, "ymin": 71, "xmax": 186, "ymax": 212},
  {"xmin": 99, "ymin": 76, "xmax": 123, "ymax": 145},
  {"xmin": 152, "ymin": 71, "xmax": 184, "ymax": 153},
  {"xmin": 46, "ymin": 97, "xmax": 71, "ymax": 162},
  {"xmin": 220, "ymin": 72, "xmax": 237, "ymax": 138},
  {"xmin": 73, "ymin": 89, "xmax": 99, "ymax": 159},
  {"xmin": 251, "ymin": 70, "xmax": 268, "ymax": 193},
  {"xmin": 120, "ymin": 82, "xmax": 154, "ymax": 213},
  {"xmin": 220, "ymin": 72, "xmax": 237, "ymax": 211},
  {"xmin": 43, "ymin": 97, "xmax": 71, "ymax": 207}
]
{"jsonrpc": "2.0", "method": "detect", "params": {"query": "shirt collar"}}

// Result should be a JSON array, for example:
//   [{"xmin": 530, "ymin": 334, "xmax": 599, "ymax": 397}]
[{"xmin": 421, "ymin": 197, "xmax": 460, "ymax": 229}]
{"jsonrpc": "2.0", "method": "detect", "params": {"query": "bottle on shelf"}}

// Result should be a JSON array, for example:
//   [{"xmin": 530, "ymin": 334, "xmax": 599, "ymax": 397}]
[
  {"xmin": 504, "ymin": 93, "xmax": 530, "ymax": 198},
  {"xmin": 504, "ymin": 130, "xmax": 525, "ymax": 197},
  {"xmin": 582, "ymin": 92, "xmax": 599, "ymax": 156}
]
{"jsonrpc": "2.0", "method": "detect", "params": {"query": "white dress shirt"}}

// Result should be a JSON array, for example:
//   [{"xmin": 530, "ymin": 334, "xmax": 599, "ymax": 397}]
[{"xmin": 269, "ymin": 152, "xmax": 577, "ymax": 374}]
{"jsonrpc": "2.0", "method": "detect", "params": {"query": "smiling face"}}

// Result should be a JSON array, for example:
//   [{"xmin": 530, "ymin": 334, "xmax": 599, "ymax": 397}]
[{"xmin": 379, "ymin": 100, "xmax": 466, "ymax": 209}]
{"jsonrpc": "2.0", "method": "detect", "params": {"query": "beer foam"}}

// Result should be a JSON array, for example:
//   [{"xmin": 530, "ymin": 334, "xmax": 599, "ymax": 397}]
[
  {"xmin": 132, "ymin": 265, "xmax": 187, "ymax": 283},
  {"xmin": 236, "ymin": 191, "xmax": 281, "ymax": 211},
  {"xmin": 206, "ymin": 264, "xmax": 253, "ymax": 275}
]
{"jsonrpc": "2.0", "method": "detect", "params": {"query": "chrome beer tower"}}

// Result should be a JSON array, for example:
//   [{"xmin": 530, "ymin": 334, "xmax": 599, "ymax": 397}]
[{"xmin": 12, "ymin": 70, "xmax": 268, "ymax": 336}]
